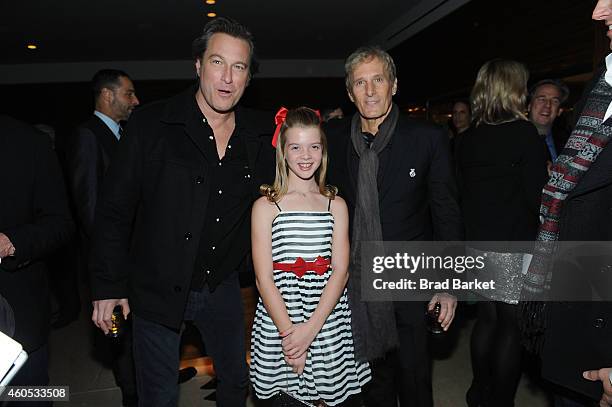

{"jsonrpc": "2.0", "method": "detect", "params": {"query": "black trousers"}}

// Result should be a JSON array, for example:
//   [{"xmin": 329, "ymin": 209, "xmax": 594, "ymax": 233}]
[
  {"xmin": 132, "ymin": 272, "xmax": 248, "ymax": 407},
  {"xmin": 363, "ymin": 302, "xmax": 433, "ymax": 407},
  {"xmin": 110, "ymin": 320, "xmax": 137, "ymax": 404},
  {"xmin": 91, "ymin": 305, "xmax": 137, "ymax": 405}
]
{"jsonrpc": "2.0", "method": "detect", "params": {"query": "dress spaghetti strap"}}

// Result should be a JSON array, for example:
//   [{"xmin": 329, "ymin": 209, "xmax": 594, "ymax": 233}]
[
  {"xmin": 327, "ymin": 197, "xmax": 332, "ymax": 211},
  {"xmin": 274, "ymin": 201, "xmax": 282, "ymax": 212}
]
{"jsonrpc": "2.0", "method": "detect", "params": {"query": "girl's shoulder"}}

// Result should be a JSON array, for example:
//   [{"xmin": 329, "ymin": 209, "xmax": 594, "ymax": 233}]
[
  {"xmin": 253, "ymin": 195, "xmax": 280, "ymax": 215},
  {"xmin": 329, "ymin": 194, "xmax": 347, "ymax": 214},
  {"xmin": 330, "ymin": 194, "xmax": 346, "ymax": 206},
  {"xmin": 254, "ymin": 194, "xmax": 272, "ymax": 205}
]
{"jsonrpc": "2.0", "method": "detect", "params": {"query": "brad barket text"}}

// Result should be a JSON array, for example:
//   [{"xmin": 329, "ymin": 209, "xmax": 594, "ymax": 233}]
[{"xmin": 373, "ymin": 278, "xmax": 496, "ymax": 291}]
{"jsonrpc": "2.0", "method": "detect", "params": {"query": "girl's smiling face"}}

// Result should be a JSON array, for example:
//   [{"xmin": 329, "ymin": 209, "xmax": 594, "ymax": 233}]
[{"xmin": 284, "ymin": 126, "xmax": 323, "ymax": 181}]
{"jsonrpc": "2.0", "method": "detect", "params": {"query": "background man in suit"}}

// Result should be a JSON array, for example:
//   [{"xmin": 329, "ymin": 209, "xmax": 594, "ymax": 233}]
[
  {"xmin": 0, "ymin": 115, "xmax": 73, "ymax": 405},
  {"xmin": 70, "ymin": 69, "xmax": 139, "ymax": 245},
  {"xmin": 68, "ymin": 69, "xmax": 139, "ymax": 406},
  {"xmin": 326, "ymin": 46, "xmax": 463, "ymax": 407},
  {"xmin": 523, "ymin": 1, "xmax": 612, "ymax": 405},
  {"xmin": 90, "ymin": 17, "xmax": 274, "ymax": 406},
  {"xmin": 527, "ymin": 79, "xmax": 570, "ymax": 163}
]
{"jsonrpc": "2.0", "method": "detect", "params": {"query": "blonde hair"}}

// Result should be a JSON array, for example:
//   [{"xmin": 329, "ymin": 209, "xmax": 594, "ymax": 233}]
[
  {"xmin": 470, "ymin": 59, "xmax": 529, "ymax": 126},
  {"xmin": 260, "ymin": 107, "xmax": 337, "ymax": 202}
]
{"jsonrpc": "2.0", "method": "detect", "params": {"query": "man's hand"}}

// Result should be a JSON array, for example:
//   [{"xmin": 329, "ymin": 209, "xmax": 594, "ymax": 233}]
[
  {"xmin": 583, "ymin": 367, "xmax": 612, "ymax": 407},
  {"xmin": 0, "ymin": 233, "xmax": 16, "ymax": 258},
  {"xmin": 92, "ymin": 298, "xmax": 130, "ymax": 334},
  {"xmin": 429, "ymin": 292, "xmax": 457, "ymax": 331}
]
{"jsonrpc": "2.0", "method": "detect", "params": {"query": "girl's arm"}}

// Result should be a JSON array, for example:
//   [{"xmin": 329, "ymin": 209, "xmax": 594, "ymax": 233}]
[
  {"xmin": 251, "ymin": 197, "xmax": 293, "ymax": 333},
  {"xmin": 281, "ymin": 196, "xmax": 350, "ymax": 358}
]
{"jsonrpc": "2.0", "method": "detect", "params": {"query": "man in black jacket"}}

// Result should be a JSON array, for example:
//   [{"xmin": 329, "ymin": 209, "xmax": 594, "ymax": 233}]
[
  {"xmin": 0, "ymin": 115, "xmax": 73, "ymax": 401},
  {"xmin": 326, "ymin": 46, "xmax": 463, "ymax": 407},
  {"xmin": 527, "ymin": 1, "xmax": 612, "ymax": 405},
  {"xmin": 69, "ymin": 69, "xmax": 140, "ymax": 406},
  {"xmin": 90, "ymin": 17, "xmax": 274, "ymax": 406}
]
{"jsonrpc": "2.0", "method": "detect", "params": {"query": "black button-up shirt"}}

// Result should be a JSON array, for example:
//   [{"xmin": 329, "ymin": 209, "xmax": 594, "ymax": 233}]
[{"xmin": 191, "ymin": 111, "xmax": 253, "ymax": 291}]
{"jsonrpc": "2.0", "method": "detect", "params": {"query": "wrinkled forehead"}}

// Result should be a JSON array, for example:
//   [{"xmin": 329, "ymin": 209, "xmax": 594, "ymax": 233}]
[
  {"xmin": 351, "ymin": 56, "xmax": 389, "ymax": 79},
  {"xmin": 534, "ymin": 84, "xmax": 562, "ymax": 98}
]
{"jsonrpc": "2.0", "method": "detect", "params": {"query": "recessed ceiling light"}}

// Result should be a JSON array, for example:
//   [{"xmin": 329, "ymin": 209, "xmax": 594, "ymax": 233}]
[
  {"xmin": 206, "ymin": 0, "xmax": 216, "ymax": 4},
  {"xmin": 207, "ymin": 12, "xmax": 217, "ymax": 17},
  {"xmin": 26, "ymin": 44, "xmax": 37, "ymax": 50}
]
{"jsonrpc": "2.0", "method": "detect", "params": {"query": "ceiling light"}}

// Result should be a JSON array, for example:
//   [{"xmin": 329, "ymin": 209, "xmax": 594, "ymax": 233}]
[
  {"xmin": 206, "ymin": 0, "xmax": 216, "ymax": 4},
  {"xmin": 26, "ymin": 44, "xmax": 37, "ymax": 50},
  {"xmin": 207, "ymin": 12, "xmax": 217, "ymax": 17}
]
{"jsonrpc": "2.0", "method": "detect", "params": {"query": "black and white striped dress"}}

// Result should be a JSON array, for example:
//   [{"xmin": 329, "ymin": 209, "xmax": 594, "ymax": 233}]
[{"xmin": 250, "ymin": 210, "xmax": 371, "ymax": 405}]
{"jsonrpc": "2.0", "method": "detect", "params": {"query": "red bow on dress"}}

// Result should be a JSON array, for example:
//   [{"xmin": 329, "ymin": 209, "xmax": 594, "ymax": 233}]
[
  {"xmin": 273, "ymin": 256, "xmax": 331, "ymax": 278},
  {"xmin": 271, "ymin": 107, "xmax": 322, "ymax": 148}
]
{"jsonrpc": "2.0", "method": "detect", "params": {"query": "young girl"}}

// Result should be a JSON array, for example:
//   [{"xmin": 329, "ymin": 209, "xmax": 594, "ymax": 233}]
[{"xmin": 250, "ymin": 107, "xmax": 370, "ymax": 405}]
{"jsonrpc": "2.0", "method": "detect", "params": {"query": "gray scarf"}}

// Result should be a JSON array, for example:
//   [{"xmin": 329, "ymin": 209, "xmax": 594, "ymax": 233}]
[{"xmin": 347, "ymin": 103, "xmax": 400, "ymax": 361}]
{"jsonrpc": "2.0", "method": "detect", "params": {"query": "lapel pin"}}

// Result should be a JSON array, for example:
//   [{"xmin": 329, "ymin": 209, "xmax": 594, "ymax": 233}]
[{"xmin": 410, "ymin": 168, "xmax": 416, "ymax": 178}]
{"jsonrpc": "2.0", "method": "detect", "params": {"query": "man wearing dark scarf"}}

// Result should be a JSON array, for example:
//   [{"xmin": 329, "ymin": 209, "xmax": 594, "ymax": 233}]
[
  {"xmin": 521, "ymin": 1, "xmax": 612, "ymax": 405},
  {"xmin": 326, "ymin": 46, "xmax": 463, "ymax": 407}
]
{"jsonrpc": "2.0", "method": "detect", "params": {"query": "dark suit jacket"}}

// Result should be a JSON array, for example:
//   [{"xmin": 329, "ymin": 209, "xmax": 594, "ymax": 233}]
[
  {"xmin": 0, "ymin": 115, "xmax": 74, "ymax": 351},
  {"xmin": 541, "ymin": 70, "xmax": 612, "ymax": 400},
  {"xmin": 326, "ymin": 113, "xmax": 463, "ymax": 242},
  {"xmin": 68, "ymin": 115, "xmax": 118, "ymax": 243},
  {"xmin": 90, "ymin": 86, "xmax": 275, "ymax": 330},
  {"xmin": 327, "ymin": 113, "xmax": 463, "ymax": 325}
]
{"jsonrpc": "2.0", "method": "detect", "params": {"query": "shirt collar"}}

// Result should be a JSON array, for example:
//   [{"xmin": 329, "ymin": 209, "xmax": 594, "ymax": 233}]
[
  {"xmin": 94, "ymin": 111, "xmax": 121, "ymax": 140},
  {"xmin": 190, "ymin": 89, "xmax": 245, "ymax": 140},
  {"xmin": 604, "ymin": 53, "xmax": 612, "ymax": 87},
  {"xmin": 358, "ymin": 112, "xmax": 396, "ymax": 147}
]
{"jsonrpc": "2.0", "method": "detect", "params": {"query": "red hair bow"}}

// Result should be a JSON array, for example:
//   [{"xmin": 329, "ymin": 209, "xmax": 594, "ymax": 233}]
[
  {"xmin": 271, "ymin": 107, "xmax": 322, "ymax": 148},
  {"xmin": 271, "ymin": 106, "xmax": 288, "ymax": 148}
]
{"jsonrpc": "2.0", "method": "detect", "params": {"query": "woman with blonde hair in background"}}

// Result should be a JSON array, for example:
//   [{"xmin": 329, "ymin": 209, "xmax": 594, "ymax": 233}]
[{"xmin": 456, "ymin": 59, "xmax": 549, "ymax": 407}]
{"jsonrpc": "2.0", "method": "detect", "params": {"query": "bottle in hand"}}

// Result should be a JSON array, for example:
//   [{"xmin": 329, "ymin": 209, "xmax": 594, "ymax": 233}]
[
  {"xmin": 426, "ymin": 302, "xmax": 443, "ymax": 334},
  {"xmin": 107, "ymin": 305, "xmax": 125, "ymax": 338}
]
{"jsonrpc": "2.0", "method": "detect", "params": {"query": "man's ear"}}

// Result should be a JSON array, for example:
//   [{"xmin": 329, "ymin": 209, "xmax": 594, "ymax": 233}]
[
  {"xmin": 557, "ymin": 107, "xmax": 564, "ymax": 117},
  {"xmin": 195, "ymin": 58, "xmax": 202, "ymax": 77},
  {"xmin": 101, "ymin": 87, "xmax": 113, "ymax": 104},
  {"xmin": 392, "ymin": 78, "xmax": 398, "ymax": 96},
  {"xmin": 347, "ymin": 88, "xmax": 355, "ymax": 103}
]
